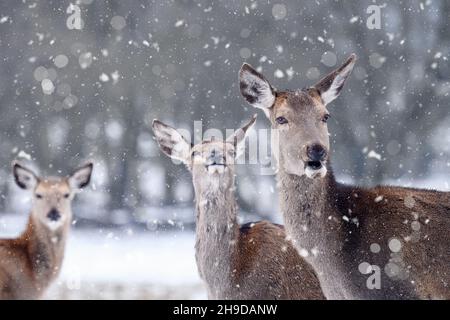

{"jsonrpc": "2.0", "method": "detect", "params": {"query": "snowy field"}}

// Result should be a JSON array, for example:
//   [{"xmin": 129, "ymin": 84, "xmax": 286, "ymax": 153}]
[{"xmin": 0, "ymin": 214, "xmax": 207, "ymax": 300}]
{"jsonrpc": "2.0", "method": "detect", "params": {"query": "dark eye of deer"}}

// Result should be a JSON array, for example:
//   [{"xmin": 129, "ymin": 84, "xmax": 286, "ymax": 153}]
[
  {"xmin": 322, "ymin": 114, "xmax": 330, "ymax": 123},
  {"xmin": 276, "ymin": 116, "xmax": 288, "ymax": 125},
  {"xmin": 64, "ymin": 193, "xmax": 70, "ymax": 199},
  {"xmin": 192, "ymin": 151, "xmax": 200, "ymax": 157},
  {"xmin": 36, "ymin": 194, "xmax": 43, "ymax": 199}
]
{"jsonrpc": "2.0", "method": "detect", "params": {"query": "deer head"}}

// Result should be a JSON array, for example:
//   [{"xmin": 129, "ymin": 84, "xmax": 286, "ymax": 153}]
[
  {"xmin": 239, "ymin": 54, "xmax": 356, "ymax": 179},
  {"xmin": 152, "ymin": 115, "xmax": 256, "ymax": 192},
  {"xmin": 13, "ymin": 162, "xmax": 93, "ymax": 230}
]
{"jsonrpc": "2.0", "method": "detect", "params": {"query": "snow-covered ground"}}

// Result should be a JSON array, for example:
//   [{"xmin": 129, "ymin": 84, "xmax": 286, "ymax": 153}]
[{"xmin": 0, "ymin": 214, "xmax": 206, "ymax": 300}]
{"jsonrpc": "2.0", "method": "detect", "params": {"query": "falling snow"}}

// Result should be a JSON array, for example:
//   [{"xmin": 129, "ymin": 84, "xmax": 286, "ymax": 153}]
[{"xmin": 0, "ymin": 0, "xmax": 449, "ymax": 301}]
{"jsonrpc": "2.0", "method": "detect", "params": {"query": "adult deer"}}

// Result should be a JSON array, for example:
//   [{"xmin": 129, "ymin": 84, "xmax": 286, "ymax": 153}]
[
  {"xmin": 0, "ymin": 162, "xmax": 93, "ymax": 299},
  {"xmin": 152, "ymin": 116, "xmax": 323, "ymax": 299},
  {"xmin": 239, "ymin": 54, "xmax": 450, "ymax": 299}
]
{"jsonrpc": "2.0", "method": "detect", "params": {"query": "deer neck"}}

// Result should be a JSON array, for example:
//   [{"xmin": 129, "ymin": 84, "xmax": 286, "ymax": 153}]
[
  {"xmin": 277, "ymin": 160, "xmax": 348, "ymax": 273},
  {"xmin": 194, "ymin": 181, "xmax": 240, "ymax": 296},
  {"xmin": 21, "ymin": 213, "xmax": 69, "ymax": 288}
]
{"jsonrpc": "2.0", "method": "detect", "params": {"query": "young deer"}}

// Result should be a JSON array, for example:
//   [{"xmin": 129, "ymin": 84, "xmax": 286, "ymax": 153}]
[
  {"xmin": 239, "ymin": 55, "xmax": 450, "ymax": 299},
  {"xmin": 0, "ymin": 162, "xmax": 93, "ymax": 299},
  {"xmin": 152, "ymin": 116, "xmax": 323, "ymax": 300}
]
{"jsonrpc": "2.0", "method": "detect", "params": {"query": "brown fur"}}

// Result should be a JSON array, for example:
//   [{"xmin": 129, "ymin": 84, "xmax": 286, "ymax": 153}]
[
  {"xmin": 236, "ymin": 221, "xmax": 324, "ymax": 299},
  {"xmin": 277, "ymin": 170, "xmax": 450, "ymax": 299},
  {"xmin": 336, "ymin": 182, "xmax": 450, "ymax": 298},
  {"xmin": 0, "ymin": 218, "xmax": 67, "ymax": 299}
]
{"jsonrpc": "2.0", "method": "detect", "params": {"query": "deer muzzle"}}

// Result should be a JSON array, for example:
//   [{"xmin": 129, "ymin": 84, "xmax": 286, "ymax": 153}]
[
  {"xmin": 47, "ymin": 208, "xmax": 61, "ymax": 222},
  {"xmin": 205, "ymin": 150, "xmax": 227, "ymax": 174}
]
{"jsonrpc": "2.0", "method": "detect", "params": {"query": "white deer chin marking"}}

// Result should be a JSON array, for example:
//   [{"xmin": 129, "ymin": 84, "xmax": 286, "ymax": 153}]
[
  {"xmin": 305, "ymin": 165, "xmax": 327, "ymax": 179},
  {"xmin": 207, "ymin": 165, "xmax": 226, "ymax": 175},
  {"xmin": 45, "ymin": 219, "xmax": 64, "ymax": 231}
]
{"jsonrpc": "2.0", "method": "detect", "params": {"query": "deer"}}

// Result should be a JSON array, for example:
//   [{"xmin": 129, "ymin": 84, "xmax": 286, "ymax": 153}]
[
  {"xmin": 152, "ymin": 116, "xmax": 324, "ymax": 300},
  {"xmin": 239, "ymin": 54, "xmax": 450, "ymax": 300},
  {"xmin": 0, "ymin": 161, "xmax": 93, "ymax": 299}
]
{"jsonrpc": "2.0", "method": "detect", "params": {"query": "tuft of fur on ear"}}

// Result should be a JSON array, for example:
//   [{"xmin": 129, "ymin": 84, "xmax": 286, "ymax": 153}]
[
  {"xmin": 152, "ymin": 120, "xmax": 191, "ymax": 164},
  {"xmin": 12, "ymin": 161, "xmax": 39, "ymax": 190},
  {"xmin": 314, "ymin": 53, "xmax": 356, "ymax": 106},
  {"xmin": 227, "ymin": 114, "xmax": 257, "ymax": 158},
  {"xmin": 239, "ymin": 64, "xmax": 276, "ymax": 113},
  {"xmin": 68, "ymin": 162, "xmax": 93, "ymax": 190}
]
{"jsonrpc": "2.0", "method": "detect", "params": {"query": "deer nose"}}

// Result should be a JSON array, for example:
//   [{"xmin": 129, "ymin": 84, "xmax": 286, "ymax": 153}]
[
  {"xmin": 208, "ymin": 149, "xmax": 224, "ymax": 164},
  {"xmin": 47, "ymin": 208, "xmax": 61, "ymax": 221},
  {"xmin": 307, "ymin": 144, "xmax": 327, "ymax": 162}
]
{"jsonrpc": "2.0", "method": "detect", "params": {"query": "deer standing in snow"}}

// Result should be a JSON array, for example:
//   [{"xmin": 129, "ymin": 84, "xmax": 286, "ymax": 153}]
[
  {"xmin": 152, "ymin": 116, "xmax": 324, "ymax": 299},
  {"xmin": 239, "ymin": 54, "xmax": 450, "ymax": 299},
  {"xmin": 0, "ymin": 162, "xmax": 93, "ymax": 299}
]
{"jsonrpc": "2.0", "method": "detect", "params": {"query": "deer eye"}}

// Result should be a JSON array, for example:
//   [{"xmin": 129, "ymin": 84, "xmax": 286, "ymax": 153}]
[
  {"xmin": 64, "ymin": 193, "xmax": 70, "ymax": 199},
  {"xmin": 322, "ymin": 114, "xmax": 330, "ymax": 123},
  {"xmin": 35, "ymin": 194, "xmax": 43, "ymax": 199},
  {"xmin": 192, "ymin": 151, "xmax": 200, "ymax": 158},
  {"xmin": 275, "ymin": 116, "xmax": 288, "ymax": 125},
  {"xmin": 228, "ymin": 149, "xmax": 236, "ymax": 157}
]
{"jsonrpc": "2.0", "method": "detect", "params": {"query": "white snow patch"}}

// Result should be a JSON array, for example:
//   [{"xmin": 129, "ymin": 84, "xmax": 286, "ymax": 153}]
[
  {"xmin": 367, "ymin": 150, "xmax": 382, "ymax": 161},
  {"xmin": 211, "ymin": 36, "xmax": 219, "ymax": 45},
  {"xmin": 174, "ymin": 20, "xmax": 184, "ymax": 27},
  {"xmin": 299, "ymin": 248, "xmax": 309, "ymax": 257},
  {"xmin": 111, "ymin": 70, "xmax": 120, "ymax": 84},
  {"xmin": 17, "ymin": 150, "xmax": 32, "ymax": 161},
  {"xmin": 286, "ymin": 67, "xmax": 294, "ymax": 80},
  {"xmin": 41, "ymin": 79, "xmax": 55, "ymax": 94},
  {"xmin": 274, "ymin": 69, "xmax": 284, "ymax": 78},
  {"xmin": 349, "ymin": 16, "xmax": 359, "ymax": 24},
  {"xmin": 99, "ymin": 73, "xmax": 109, "ymax": 82}
]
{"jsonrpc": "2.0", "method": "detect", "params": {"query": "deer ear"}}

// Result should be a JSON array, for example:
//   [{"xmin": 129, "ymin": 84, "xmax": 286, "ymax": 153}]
[
  {"xmin": 13, "ymin": 162, "xmax": 39, "ymax": 190},
  {"xmin": 314, "ymin": 53, "xmax": 356, "ymax": 106},
  {"xmin": 227, "ymin": 114, "xmax": 257, "ymax": 158},
  {"xmin": 152, "ymin": 120, "xmax": 191, "ymax": 164},
  {"xmin": 239, "ymin": 64, "xmax": 276, "ymax": 113},
  {"xmin": 68, "ymin": 162, "xmax": 93, "ymax": 190}
]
